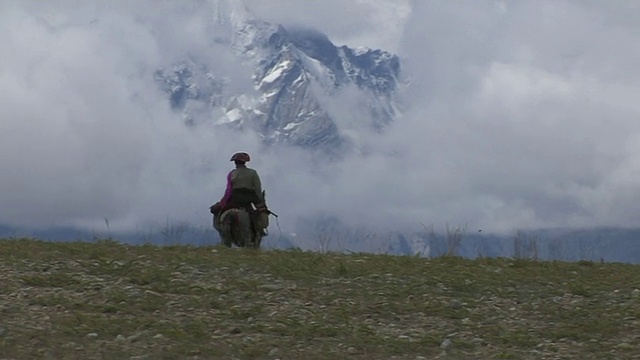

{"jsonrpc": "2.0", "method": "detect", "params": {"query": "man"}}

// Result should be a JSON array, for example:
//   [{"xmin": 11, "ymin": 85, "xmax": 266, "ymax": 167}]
[
  {"xmin": 220, "ymin": 152, "xmax": 263, "ymax": 208},
  {"xmin": 215, "ymin": 152, "xmax": 268, "ymax": 236}
]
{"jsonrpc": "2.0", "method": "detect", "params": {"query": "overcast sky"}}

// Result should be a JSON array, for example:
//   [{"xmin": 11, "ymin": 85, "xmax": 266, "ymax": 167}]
[{"xmin": 2, "ymin": 0, "xmax": 640, "ymax": 238}]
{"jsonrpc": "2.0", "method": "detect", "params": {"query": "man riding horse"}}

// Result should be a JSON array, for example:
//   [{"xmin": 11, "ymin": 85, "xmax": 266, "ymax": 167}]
[{"xmin": 210, "ymin": 152, "xmax": 269, "ymax": 244}]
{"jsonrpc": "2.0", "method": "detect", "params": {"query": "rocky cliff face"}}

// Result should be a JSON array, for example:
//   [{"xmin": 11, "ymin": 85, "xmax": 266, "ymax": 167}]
[{"xmin": 154, "ymin": 0, "xmax": 402, "ymax": 155}]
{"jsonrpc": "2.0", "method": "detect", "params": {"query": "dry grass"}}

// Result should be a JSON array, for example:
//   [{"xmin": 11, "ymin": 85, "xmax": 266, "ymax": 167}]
[{"xmin": 0, "ymin": 238, "xmax": 639, "ymax": 359}]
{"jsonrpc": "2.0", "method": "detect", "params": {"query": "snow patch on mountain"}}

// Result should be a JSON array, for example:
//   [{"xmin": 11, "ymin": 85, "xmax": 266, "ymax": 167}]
[
  {"xmin": 155, "ymin": 0, "xmax": 403, "ymax": 154},
  {"xmin": 259, "ymin": 59, "xmax": 293, "ymax": 86}
]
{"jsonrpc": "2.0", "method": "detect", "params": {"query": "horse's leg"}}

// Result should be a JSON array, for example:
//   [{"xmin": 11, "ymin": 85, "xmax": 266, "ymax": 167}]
[
  {"xmin": 219, "ymin": 211, "xmax": 233, "ymax": 247},
  {"xmin": 236, "ymin": 209, "xmax": 253, "ymax": 248}
]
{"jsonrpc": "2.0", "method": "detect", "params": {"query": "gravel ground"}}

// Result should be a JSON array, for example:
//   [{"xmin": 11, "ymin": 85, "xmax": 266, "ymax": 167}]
[{"xmin": 1, "ymin": 239, "xmax": 639, "ymax": 359}]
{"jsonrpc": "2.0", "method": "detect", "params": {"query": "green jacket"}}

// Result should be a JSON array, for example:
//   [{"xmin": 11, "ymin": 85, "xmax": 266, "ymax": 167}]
[{"xmin": 221, "ymin": 165, "xmax": 264, "ymax": 207}]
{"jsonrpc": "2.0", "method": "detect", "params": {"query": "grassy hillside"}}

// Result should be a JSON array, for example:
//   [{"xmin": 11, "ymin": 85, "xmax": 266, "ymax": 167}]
[{"xmin": 0, "ymin": 238, "xmax": 639, "ymax": 360}]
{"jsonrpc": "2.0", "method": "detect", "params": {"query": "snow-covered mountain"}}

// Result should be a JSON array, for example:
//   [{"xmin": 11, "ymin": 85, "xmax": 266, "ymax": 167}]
[{"xmin": 154, "ymin": 0, "xmax": 402, "ymax": 154}]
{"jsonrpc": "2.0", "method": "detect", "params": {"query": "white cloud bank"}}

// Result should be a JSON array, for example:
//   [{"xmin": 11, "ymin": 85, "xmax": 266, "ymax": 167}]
[{"xmin": 1, "ymin": 0, "xmax": 640, "ymax": 239}]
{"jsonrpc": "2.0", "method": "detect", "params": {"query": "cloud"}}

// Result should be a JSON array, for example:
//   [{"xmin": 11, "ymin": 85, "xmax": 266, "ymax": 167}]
[
  {"xmin": 390, "ymin": 0, "xmax": 640, "ymax": 232},
  {"xmin": 1, "ymin": 0, "xmax": 640, "ymax": 241},
  {"xmin": 246, "ymin": 0, "xmax": 411, "ymax": 53},
  {"xmin": 0, "ymin": 1, "xmax": 258, "ymax": 231}
]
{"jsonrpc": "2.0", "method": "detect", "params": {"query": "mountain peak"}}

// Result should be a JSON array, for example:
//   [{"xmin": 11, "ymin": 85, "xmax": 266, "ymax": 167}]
[{"xmin": 155, "ymin": 6, "xmax": 402, "ymax": 155}]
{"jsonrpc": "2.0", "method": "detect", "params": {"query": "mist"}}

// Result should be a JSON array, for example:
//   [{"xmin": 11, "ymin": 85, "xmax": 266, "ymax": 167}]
[{"xmin": 2, "ymin": 0, "xmax": 640, "ymax": 242}]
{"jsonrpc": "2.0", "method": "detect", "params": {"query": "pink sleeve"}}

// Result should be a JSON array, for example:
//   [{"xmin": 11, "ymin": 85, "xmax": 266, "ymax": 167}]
[{"xmin": 219, "ymin": 170, "xmax": 233, "ymax": 208}]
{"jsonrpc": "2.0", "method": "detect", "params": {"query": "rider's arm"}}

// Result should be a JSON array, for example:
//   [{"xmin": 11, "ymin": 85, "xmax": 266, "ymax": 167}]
[
  {"xmin": 220, "ymin": 170, "xmax": 234, "ymax": 207},
  {"xmin": 253, "ymin": 170, "xmax": 264, "ymax": 203}
]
